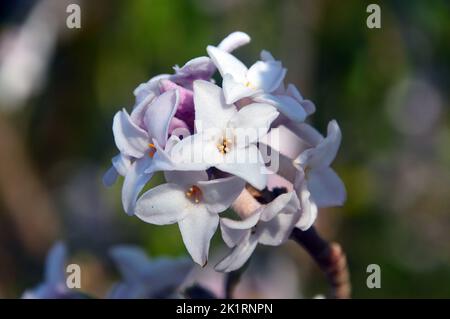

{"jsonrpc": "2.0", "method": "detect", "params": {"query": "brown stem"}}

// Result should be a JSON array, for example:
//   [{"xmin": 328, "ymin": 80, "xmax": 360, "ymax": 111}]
[
  {"xmin": 231, "ymin": 187, "xmax": 351, "ymax": 299},
  {"xmin": 290, "ymin": 227, "xmax": 351, "ymax": 299}
]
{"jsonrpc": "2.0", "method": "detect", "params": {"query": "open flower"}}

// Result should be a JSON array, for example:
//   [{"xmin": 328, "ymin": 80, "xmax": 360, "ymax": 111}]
[
  {"xmin": 207, "ymin": 45, "xmax": 285, "ymax": 103},
  {"xmin": 253, "ymin": 50, "xmax": 314, "ymax": 123},
  {"xmin": 207, "ymin": 46, "xmax": 307, "ymax": 123},
  {"xmin": 260, "ymin": 120, "xmax": 345, "ymax": 230},
  {"xmin": 215, "ymin": 192, "xmax": 300, "ymax": 272},
  {"xmin": 170, "ymin": 80, "xmax": 279, "ymax": 190},
  {"xmin": 108, "ymin": 246, "xmax": 192, "ymax": 299},
  {"xmin": 293, "ymin": 120, "xmax": 346, "ymax": 209},
  {"xmin": 105, "ymin": 89, "xmax": 179, "ymax": 215},
  {"xmin": 135, "ymin": 170, "xmax": 245, "ymax": 266}
]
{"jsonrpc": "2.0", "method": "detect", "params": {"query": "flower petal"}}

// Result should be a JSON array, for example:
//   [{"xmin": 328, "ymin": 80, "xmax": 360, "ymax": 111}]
[
  {"xmin": 215, "ymin": 232, "xmax": 258, "ymax": 272},
  {"xmin": 222, "ymin": 73, "xmax": 259, "ymax": 104},
  {"xmin": 139, "ymin": 258, "xmax": 192, "ymax": 297},
  {"xmin": 228, "ymin": 103, "xmax": 279, "ymax": 146},
  {"xmin": 134, "ymin": 74, "xmax": 169, "ymax": 105},
  {"xmin": 247, "ymin": 61, "xmax": 286, "ymax": 93},
  {"xmin": 220, "ymin": 222, "xmax": 249, "ymax": 248},
  {"xmin": 219, "ymin": 209, "xmax": 261, "ymax": 248},
  {"xmin": 45, "ymin": 242, "xmax": 67, "ymax": 285},
  {"xmin": 221, "ymin": 210, "xmax": 262, "ymax": 230},
  {"xmin": 130, "ymin": 93, "xmax": 156, "ymax": 129},
  {"xmin": 122, "ymin": 156, "xmax": 153, "ymax": 215},
  {"xmin": 170, "ymin": 132, "xmax": 221, "ymax": 170},
  {"xmin": 109, "ymin": 246, "xmax": 152, "ymax": 283},
  {"xmin": 257, "ymin": 193, "xmax": 300, "ymax": 246},
  {"xmin": 112, "ymin": 153, "xmax": 131, "ymax": 176},
  {"xmin": 207, "ymin": 46, "xmax": 248, "ymax": 83},
  {"xmin": 295, "ymin": 120, "xmax": 342, "ymax": 169},
  {"xmin": 135, "ymin": 183, "xmax": 190, "ymax": 225},
  {"xmin": 109, "ymin": 246, "xmax": 192, "ymax": 298},
  {"xmin": 112, "ymin": 109, "xmax": 149, "ymax": 158},
  {"xmin": 286, "ymin": 84, "xmax": 316, "ymax": 115},
  {"xmin": 294, "ymin": 180, "xmax": 318, "ymax": 231},
  {"xmin": 159, "ymin": 80, "xmax": 195, "ymax": 129},
  {"xmin": 144, "ymin": 89, "xmax": 179, "ymax": 147},
  {"xmin": 253, "ymin": 94, "xmax": 306, "ymax": 123},
  {"xmin": 257, "ymin": 209, "xmax": 299, "ymax": 246},
  {"xmin": 148, "ymin": 137, "xmax": 180, "ymax": 172},
  {"xmin": 168, "ymin": 117, "xmax": 191, "ymax": 135},
  {"xmin": 285, "ymin": 122, "xmax": 324, "ymax": 148},
  {"xmin": 103, "ymin": 165, "xmax": 118, "ymax": 187},
  {"xmin": 164, "ymin": 170, "xmax": 208, "ymax": 188},
  {"xmin": 260, "ymin": 50, "xmax": 275, "ymax": 62},
  {"xmin": 198, "ymin": 176, "xmax": 245, "ymax": 213},
  {"xmin": 217, "ymin": 31, "xmax": 251, "ymax": 53},
  {"xmin": 172, "ymin": 56, "xmax": 215, "ymax": 85},
  {"xmin": 178, "ymin": 206, "xmax": 219, "ymax": 266},
  {"xmin": 193, "ymin": 80, "xmax": 237, "ymax": 131},
  {"xmin": 216, "ymin": 144, "xmax": 267, "ymax": 190},
  {"xmin": 259, "ymin": 125, "xmax": 307, "ymax": 160},
  {"xmin": 307, "ymin": 167, "xmax": 346, "ymax": 207},
  {"xmin": 286, "ymin": 83, "xmax": 303, "ymax": 101},
  {"xmin": 260, "ymin": 191, "xmax": 300, "ymax": 222}
]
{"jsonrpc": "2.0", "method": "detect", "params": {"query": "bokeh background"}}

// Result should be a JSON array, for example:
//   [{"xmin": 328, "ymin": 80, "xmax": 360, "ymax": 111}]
[{"xmin": 0, "ymin": 0, "xmax": 449, "ymax": 298}]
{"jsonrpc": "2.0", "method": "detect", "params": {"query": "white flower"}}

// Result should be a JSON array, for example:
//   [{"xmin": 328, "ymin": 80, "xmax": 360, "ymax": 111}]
[
  {"xmin": 135, "ymin": 170, "xmax": 245, "ymax": 266},
  {"xmin": 291, "ymin": 120, "xmax": 346, "ymax": 230},
  {"xmin": 215, "ymin": 192, "xmax": 301, "ymax": 272},
  {"xmin": 170, "ymin": 80, "xmax": 279, "ymax": 190},
  {"xmin": 105, "ymin": 90, "xmax": 179, "ymax": 215},
  {"xmin": 207, "ymin": 46, "xmax": 307, "ymax": 122},
  {"xmin": 293, "ymin": 120, "xmax": 346, "ymax": 209}
]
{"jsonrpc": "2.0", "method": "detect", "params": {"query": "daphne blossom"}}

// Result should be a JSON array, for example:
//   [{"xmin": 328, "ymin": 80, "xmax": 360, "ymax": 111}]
[
  {"xmin": 293, "ymin": 120, "xmax": 346, "ymax": 208},
  {"xmin": 207, "ymin": 46, "xmax": 308, "ymax": 123},
  {"xmin": 215, "ymin": 192, "xmax": 301, "ymax": 272},
  {"xmin": 135, "ymin": 170, "xmax": 245, "ymax": 266},
  {"xmin": 109, "ymin": 90, "xmax": 179, "ymax": 215},
  {"xmin": 104, "ymin": 31, "xmax": 346, "ymax": 271},
  {"xmin": 170, "ymin": 80, "xmax": 279, "ymax": 189}
]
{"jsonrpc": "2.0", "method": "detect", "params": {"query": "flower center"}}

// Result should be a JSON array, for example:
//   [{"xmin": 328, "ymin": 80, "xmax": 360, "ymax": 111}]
[
  {"xmin": 185, "ymin": 185, "xmax": 202, "ymax": 204},
  {"xmin": 217, "ymin": 137, "xmax": 232, "ymax": 154},
  {"xmin": 245, "ymin": 80, "xmax": 256, "ymax": 89},
  {"xmin": 148, "ymin": 143, "xmax": 156, "ymax": 158}
]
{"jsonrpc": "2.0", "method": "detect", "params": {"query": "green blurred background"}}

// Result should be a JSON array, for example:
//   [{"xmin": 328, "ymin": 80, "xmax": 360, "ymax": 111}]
[{"xmin": 0, "ymin": 0, "xmax": 449, "ymax": 298}]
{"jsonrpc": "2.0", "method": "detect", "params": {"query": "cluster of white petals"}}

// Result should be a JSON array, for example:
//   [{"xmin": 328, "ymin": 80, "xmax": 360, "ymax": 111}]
[{"xmin": 105, "ymin": 32, "xmax": 346, "ymax": 271}]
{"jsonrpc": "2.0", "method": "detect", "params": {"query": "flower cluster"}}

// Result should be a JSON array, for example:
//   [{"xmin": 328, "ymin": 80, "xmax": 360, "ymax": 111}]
[{"xmin": 104, "ymin": 32, "xmax": 346, "ymax": 271}]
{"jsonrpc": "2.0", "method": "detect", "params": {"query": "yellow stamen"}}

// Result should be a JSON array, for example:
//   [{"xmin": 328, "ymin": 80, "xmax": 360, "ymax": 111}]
[
  {"xmin": 148, "ymin": 143, "xmax": 156, "ymax": 158},
  {"xmin": 217, "ymin": 137, "xmax": 233, "ymax": 154},
  {"xmin": 185, "ymin": 185, "xmax": 202, "ymax": 204},
  {"xmin": 245, "ymin": 81, "xmax": 255, "ymax": 89}
]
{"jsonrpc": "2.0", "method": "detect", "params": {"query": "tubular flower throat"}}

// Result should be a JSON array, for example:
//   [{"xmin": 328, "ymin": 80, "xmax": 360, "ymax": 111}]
[
  {"xmin": 185, "ymin": 185, "xmax": 202, "ymax": 203},
  {"xmin": 217, "ymin": 136, "xmax": 233, "ymax": 154}
]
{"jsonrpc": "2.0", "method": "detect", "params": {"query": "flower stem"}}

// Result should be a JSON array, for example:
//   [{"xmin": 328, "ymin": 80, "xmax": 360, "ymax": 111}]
[{"xmin": 290, "ymin": 227, "xmax": 351, "ymax": 298}]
